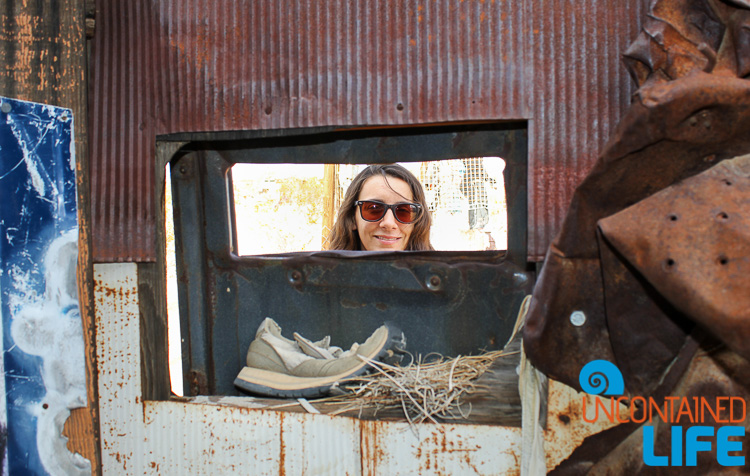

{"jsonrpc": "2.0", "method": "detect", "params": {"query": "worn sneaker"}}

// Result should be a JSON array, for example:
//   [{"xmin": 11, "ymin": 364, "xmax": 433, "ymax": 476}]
[{"xmin": 234, "ymin": 318, "xmax": 406, "ymax": 398}]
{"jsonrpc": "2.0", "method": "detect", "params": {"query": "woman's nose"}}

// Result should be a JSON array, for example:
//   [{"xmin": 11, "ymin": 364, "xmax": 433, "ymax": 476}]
[{"xmin": 379, "ymin": 209, "xmax": 399, "ymax": 228}]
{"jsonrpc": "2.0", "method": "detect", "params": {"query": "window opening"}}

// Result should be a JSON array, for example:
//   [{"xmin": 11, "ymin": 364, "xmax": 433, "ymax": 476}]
[{"xmin": 231, "ymin": 158, "xmax": 507, "ymax": 255}]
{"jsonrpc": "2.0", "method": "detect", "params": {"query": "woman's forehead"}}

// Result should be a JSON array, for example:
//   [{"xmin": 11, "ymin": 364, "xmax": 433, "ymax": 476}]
[{"xmin": 358, "ymin": 174, "xmax": 413, "ymax": 201}]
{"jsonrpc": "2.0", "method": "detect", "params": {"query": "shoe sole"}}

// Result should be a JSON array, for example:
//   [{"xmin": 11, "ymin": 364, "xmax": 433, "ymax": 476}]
[{"xmin": 234, "ymin": 323, "xmax": 404, "ymax": 398}]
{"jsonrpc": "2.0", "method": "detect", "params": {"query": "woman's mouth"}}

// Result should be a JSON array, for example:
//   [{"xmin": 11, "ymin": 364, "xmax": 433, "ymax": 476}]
[{"xmin": 375, "ymin": 235, "xmax": 401, "ymax": 243}]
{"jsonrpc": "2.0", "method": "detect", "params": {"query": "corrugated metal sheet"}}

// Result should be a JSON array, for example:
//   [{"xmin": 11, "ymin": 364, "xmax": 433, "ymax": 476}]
[{"xmin": 90, "ymin": 0, "xmax": 647, "ymax": 261}]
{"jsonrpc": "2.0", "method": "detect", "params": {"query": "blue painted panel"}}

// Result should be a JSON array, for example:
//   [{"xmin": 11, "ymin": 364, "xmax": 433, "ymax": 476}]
[{"xmin": 0, "ymin": 97, "xmax": 89, "ymax": 475}]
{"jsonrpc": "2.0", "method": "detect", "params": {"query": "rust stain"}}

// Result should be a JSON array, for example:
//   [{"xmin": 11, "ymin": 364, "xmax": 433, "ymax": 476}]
[
  {"xmin": 544, "ymin": 380, "xmax": 624, "ymax": 471},
  {"xmin": 278, "ymin": 412, "xmax": 286, "ymax": 476},
  {"xmin": 360, "ymin": 420, "xmax": 386, "ymax": 476}
]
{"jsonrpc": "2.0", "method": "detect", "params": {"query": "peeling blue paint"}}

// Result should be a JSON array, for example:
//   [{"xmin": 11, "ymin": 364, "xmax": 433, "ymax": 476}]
[{"xmin": 0, "ymin": 97, "xmax": 89, "ymax": 476}]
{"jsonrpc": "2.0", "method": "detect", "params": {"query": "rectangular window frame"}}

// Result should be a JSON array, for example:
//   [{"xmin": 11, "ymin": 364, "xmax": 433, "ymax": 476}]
[{"xmin": 151, "ymin": 122, "xmax": 533, "ymax": 425}]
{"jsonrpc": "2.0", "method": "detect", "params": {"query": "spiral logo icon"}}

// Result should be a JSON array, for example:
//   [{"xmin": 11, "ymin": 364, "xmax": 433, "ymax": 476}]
[{"xmin": 579, "ymin": 360, "xmax": 624, "ymax": 396}]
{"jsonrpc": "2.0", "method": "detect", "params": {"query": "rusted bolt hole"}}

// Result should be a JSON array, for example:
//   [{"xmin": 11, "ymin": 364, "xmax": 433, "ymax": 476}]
[
  {"xmin": 42, "ymin": 403, "xmax": 49, "ymax": 410},
  {"xmin": 668, "ymin": 214, "xmax": 678, "ymax": 222},
  {"xmin": 264, "ymin": 105, "xmax": 273, "ymax": 115},
  {"xmin": 396, "ymin": 103, "xmax": 404, "ymax": 111},
  {"xmin": 717, "ymin": 211, "xmax": 729, "ymax": 221},
  {"xmin": 718, "ymin": 256, "xmax": 729, "ymax": 266},
  {"xmin": 722, "ymin": 179, "xmax": 733, "ymax": 186},
  {"xmin": 664, "ymin": 258, "xmax": 676, "ymax": 270}
]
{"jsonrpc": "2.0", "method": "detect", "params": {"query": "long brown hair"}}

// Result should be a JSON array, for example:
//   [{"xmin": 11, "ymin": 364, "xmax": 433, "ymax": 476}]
[{"xmin": 327, "ymin": 164, "xmax": 434, "ymax": 251}]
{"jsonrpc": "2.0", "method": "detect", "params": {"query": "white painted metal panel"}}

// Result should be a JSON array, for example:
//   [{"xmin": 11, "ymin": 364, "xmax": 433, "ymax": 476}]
[
  {"xmin": 95, "ymin": 264, "xmax": 147, "ymax": 474},
  {"xmin": 361, "ymin": 420, "xmax": 522, "ymax": 476}
]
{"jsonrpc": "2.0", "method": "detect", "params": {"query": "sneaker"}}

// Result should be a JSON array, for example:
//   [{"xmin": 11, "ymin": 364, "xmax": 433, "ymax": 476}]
[{"xmin": 234, "ymin": 318, "xmax": 406, "ymax": 398}]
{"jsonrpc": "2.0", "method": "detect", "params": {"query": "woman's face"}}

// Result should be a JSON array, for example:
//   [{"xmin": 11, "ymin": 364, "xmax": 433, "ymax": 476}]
[{"xmin": 354, "ymin": 175, "xmax": 415, "ymax": 251}]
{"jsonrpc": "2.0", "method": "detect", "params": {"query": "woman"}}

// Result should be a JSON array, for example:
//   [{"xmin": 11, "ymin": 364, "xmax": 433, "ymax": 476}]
[{"xmin": 327, "ymin": 164, "xmax": 434, "ymax": 251}]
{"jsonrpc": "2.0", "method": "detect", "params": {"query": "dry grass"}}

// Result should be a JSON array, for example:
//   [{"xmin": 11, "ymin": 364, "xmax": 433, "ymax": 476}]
[{"xmin": 317, "ymin": 349, "xmax": 518, "ymax": 423}]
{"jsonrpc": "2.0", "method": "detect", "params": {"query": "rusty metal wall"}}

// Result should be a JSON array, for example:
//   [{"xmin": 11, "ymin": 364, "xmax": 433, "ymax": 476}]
[{"xmin": 90, "ymin": 0, "xmax": 647, "ymax": 262}]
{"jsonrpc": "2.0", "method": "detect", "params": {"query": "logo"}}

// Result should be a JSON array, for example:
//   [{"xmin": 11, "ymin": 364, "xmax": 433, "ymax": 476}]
[
  {"xmin": 579, "ymin": 360, "xmax": 746, "ymax": 468},
  {"xmin": 579, "ymin": 360, "xmax": 625, "ymax": 396}
]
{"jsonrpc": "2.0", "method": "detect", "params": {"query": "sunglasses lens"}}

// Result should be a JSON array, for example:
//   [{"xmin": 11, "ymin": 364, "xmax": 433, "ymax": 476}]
[
  {"xmin": 360, "ymin": 201, "xmax": 386, "ymax": 221},
  {"xmin": 395, "ymin": 204, "xmax": 420, "ymax": 223}
]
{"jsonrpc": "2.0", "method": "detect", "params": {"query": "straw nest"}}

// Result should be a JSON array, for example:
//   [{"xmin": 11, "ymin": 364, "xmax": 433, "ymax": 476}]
[{"xmin": 323, "ymin": 349, "xmax": 518, "ymax": 424}]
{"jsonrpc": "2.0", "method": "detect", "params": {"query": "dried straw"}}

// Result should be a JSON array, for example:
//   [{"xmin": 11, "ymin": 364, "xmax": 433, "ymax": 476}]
[{"xmin": 321, "ymin": 348, "xmax": 519, "ymax": 423}]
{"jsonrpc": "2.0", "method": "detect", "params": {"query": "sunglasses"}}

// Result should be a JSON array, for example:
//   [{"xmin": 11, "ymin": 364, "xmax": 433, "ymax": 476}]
[{"xmin": 355, "ymin": 200, "xmax": 422, "ymax": 224}]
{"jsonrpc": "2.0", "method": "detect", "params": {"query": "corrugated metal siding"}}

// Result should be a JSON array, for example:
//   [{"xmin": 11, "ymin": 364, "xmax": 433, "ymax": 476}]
[
  {"xmin": 527, "ymin": 0, "xmax": 647, "ymax": 259},
  {"xmin": 90, "ymin": 0, "xmax": 647, "ymax": 261}
]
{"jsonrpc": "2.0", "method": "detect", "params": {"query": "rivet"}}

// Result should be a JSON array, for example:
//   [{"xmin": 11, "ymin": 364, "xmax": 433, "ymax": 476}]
[
  {"xmin": 1, "ymin": 102, "xmax": 11, "ymax": 113},
  {"xmin": 396, "ymin": 103, "xmax": 404, "ymax": 111},
  {"xmin": 570, "ymin": 310, "xmax": 586, "ymax": 326},
  {"xmin": 179, "ymin": 165, "xmax": 187, "ymax": 174},
  {"xmin": 426, "ymin": 274, "xmax": 442, "ymax": 291},
  {"xmin": 288, "ymin": 269, "xmax": 303, "ymax": 284}
]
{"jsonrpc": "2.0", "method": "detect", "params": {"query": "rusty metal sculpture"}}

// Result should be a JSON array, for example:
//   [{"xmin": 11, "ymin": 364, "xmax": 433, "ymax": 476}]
[{"xmin": 523, "ymin": 0, "xmax": 750, "ymax": 472}]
